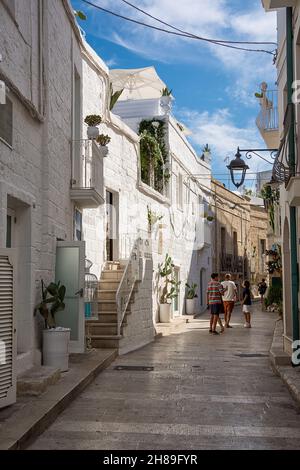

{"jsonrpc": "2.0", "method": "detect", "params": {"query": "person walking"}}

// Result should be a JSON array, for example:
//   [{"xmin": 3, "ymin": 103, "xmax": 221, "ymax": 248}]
[
  {"xmin": 258, "ymin": 278, "xmax": 267, "ymax": 307},
  {"xmin": 207, "ymin": 273, "xmax": 226, "ymax": 335},
  {"xmin": 221, "ymin": 273, "xmax": 237, "ymax": 328},
  {"xmin": 242, "ymin": 280, "xmax": 252, "ymax": 328}
]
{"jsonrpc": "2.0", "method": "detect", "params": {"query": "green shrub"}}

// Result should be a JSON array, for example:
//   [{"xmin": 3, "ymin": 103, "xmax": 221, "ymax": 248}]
[{"xmin": 264, "ymin": 285, "xmax": 282, "ymax": 308}]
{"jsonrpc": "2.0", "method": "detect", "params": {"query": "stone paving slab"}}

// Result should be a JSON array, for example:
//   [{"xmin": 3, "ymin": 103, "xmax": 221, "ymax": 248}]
[
  {"xmin": 29, "ymin": 306, "xmax": 300, "ymax": 450},
  {"xmin": 0, "ymin": 349, "xmax": 117, "ymax": 450}
]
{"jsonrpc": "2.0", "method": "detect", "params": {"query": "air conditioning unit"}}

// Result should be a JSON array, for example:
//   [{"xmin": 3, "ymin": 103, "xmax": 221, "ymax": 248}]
[{"xmin": 0, "ymin": 249, "xmax": 16, "ymax": 409}]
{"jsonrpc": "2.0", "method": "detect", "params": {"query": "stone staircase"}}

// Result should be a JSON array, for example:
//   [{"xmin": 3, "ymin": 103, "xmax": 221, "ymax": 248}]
[{"xmin": 86, "ymin": 261, "xmax": 131, "ymax": 349}]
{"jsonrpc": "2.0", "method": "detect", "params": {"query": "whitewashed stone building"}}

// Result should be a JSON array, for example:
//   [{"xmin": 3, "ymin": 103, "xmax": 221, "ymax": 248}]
[{"xmin": 0, "ymin": 0, "xmax": 211, "ymax": 407}]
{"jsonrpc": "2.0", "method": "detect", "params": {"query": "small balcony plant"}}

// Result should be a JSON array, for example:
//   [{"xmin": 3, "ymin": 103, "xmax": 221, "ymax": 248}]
[
  {"xmin": 35, "ymin": 280, "xmax": 70, "ymax": 371},
  {"xmin": 158, "ymin": 254, "xmax": 181, "ymax": 322},
  {"xmin": 160, "ymin": 87, "xmax": 173, "ymax": 115},
  {"xmin": 84, "ymin": 114, "xmax": 102, "ymax": 139},
  {"xmin": 96, "ymin": 134, "xmax": 111, "ymax": 157},
  {"xmin": 185, "ymin": 282, "xmax": 198, "ymax": 315}
]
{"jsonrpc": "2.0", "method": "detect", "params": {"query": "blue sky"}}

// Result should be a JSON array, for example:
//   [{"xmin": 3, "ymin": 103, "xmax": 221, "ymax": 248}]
[{"xmin": 71, "ymin": 0, "xmax": 277, "ymax": 191}]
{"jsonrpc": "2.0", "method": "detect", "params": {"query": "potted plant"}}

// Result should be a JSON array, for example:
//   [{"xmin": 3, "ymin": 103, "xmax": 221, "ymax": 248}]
[
  {"xmin": 158, "ymin": 254, "xmax": 181, "ymax": 322},
  {"xmin": 160, "ymin": 87, "xmax": 173, "ymax": 114},
  {"xmin": 84, "ymin": 114, "xmax": 102, "ymax": 139},
  {"xmin": 202, "ymin": 144, "xmax": 211, "ymax": 160},
  {"xmin": 185, "ymin": 283, "xmax": 198, "ymax": 314},
  {"xmin": 96, "ymin": 133, "xmax": 111, "ymax": 157},
  {"xmin": 35, "ymin": 280, "xmax": 70, "ymax": 372}
]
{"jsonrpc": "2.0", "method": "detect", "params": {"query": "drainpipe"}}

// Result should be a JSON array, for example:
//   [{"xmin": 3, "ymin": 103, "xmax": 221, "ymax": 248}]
[{"xmin": 286, "ymin": 7, "xmax": 300, "ymax": 364}]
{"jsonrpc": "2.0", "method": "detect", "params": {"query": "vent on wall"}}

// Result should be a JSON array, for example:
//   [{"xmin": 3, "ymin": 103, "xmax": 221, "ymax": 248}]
[{"xmin": 0, "ymin": 250, "xmax": 16, "ymax": 408}]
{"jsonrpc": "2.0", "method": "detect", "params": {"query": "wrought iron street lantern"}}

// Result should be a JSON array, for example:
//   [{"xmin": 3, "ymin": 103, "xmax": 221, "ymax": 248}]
[
  {"xmin": 227, "ymin": 147, "xmax": 249, "ymax": 189},
  {"xmin": 227, "ymin": 147, "xmax": 278, "ymax": 189}
]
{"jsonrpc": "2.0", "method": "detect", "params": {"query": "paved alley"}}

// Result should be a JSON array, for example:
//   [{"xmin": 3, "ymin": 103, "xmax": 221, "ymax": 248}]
[{"xmin": 28, "ymin": 305, "xmax": 300, "ymax": 450}]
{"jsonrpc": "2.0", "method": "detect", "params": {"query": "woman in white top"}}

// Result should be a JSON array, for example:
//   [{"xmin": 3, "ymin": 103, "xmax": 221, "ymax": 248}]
[{"xmin": 221, "ymin": 274, "xmax": 237, "ymax": 328}]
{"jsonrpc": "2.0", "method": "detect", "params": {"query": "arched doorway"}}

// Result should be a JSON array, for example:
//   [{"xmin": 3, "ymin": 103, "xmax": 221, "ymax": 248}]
[{"xmin": 283, "ymin": 218, "xmax": 292, "ymax": 342}]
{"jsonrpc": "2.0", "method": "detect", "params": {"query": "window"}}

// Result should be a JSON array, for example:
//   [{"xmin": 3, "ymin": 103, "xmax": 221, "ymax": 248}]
[
  {"xmin": 0, "ymin": 97, "xmax": 13, "ymax": 146},
  {"xmin": 233, "ymin": 231, "xmax": 238, "ymax": 258},
  {"xmin": 174, "ymin": 173, "xmax": 183, "ymax": 209},
  {"xmin": 221, "ymin": 227, "xmax": 226, "ymax": 252},
  {"xmin": 74, "ymin": 209, "xmax": 82, "ymax": 241}
]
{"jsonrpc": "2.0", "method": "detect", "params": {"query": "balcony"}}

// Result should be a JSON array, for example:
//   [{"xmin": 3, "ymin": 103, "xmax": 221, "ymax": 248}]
[
  {"xmin": 220, "ymin": 253, "xmax": 245, "ymax": 274},
  {"xmin": 255, "ymin": 86, "xmax": 279, "ymax": 149},
  {"xmin": 262, "ymin": 0, "xmax": 296, "ymax": 11},
  {"xmin": 195, "ymin": 219, "xmax": 211, "ymax": 250},
  {"xmin": 70, "ymin": 140, "xmax": 104, "ymax": 208}
]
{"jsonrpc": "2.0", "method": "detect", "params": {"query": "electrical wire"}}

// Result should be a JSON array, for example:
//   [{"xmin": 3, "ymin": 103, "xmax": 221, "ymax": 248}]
[
  {"xmin": 119, "ymin": 0, "xmax": 277, "ymax": 47},
  {"xmin": 79, "ymin": 0, "xmax": 276, "ymax": 56}
]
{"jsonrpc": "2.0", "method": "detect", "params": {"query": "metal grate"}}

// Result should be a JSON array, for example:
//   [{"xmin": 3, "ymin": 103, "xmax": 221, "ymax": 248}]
[
  {"xmin": 235, "ymin": 353, "xmax": 268, "ymax": 358},
  {"xmin": 114, "ymin": 365, "xmax": 154, "ymax": 371}
]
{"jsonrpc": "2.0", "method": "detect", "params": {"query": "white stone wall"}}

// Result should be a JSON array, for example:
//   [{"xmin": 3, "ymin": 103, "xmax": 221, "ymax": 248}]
[
  {"xmin": 81, "ymin": 58, "xmax": 212, "ymax": 341},
  {"xmin": 0, "ymin": 0, "xmax": 83, "ymax": 373}
]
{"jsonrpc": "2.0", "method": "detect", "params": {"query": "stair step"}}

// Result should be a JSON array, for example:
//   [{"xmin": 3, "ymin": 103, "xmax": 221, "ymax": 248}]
[
  {"xmin": 99, "ymin": 281, "xmax": 120, "ymax": 290},
  {"xmin": 101, "ymin": 271, "xmax": 124, "ymax": 281},
  {"xmin": 88, "ymin": 322, "xmax": 120, "ymax": 335},
  {"xmin": 98, "ymin": 301, "xmax": 117, "ymax": 311},
  {"xmin": 97, "ymin": 290, "xmax": 117, "ymax": 300},
  {"xmin": 91, "ymin": 335, "xmax": 122, "ymax": 349}
]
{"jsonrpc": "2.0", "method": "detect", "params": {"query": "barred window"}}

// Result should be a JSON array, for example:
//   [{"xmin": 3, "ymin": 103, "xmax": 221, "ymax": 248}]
[{"xmin": 0, "ymin": 97, "xmax": 13, "ymax": 146}]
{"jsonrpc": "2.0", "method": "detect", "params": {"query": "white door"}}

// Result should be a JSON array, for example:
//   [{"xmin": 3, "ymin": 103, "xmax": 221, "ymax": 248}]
[
  {"xmin": 0, "ymin": 249, "xmax": 16, "ymax": 408},
  {"xmin": 55, "ymin": 242, "xmax": 85, "ymax": 353}
]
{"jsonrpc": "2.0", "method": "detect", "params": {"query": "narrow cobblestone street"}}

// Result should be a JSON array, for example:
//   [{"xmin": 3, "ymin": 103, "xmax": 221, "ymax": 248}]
[{"xmin": 29, "ymin": 305, "xmax": 300, "ymax": 450}]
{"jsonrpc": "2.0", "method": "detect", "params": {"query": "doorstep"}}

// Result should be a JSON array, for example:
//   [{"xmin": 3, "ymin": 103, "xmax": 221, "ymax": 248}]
[
  {"xmin": 155, "ymin": 315, "xmax": 193, "ymax": 336},
  {"xmin": 270, "ymin": 319, "xmax": 300, "ymax": 407},
  {"xmin": 0, "ymin": 348, "xmax": 117, "ymax": 450}
]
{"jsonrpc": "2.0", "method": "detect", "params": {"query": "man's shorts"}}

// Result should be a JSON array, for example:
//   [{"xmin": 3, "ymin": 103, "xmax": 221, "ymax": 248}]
[{"xmin": 210, "ymin": 304, "xmax": 221, "ymax": 315}]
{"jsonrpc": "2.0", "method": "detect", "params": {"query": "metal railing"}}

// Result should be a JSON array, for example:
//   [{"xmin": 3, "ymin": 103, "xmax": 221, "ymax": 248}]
[
  {"xmin": 116, "ymin": 232, "xmax": 152, "ymax": 336},
  {"xmin": 256, "ymin": 89, "xmax": 278, "ymax": 132},
  {"xmin": 220, "ymin": 253, "xmax": 244, "ymax": 273},
  {"xmin": 71, "ymin": 139, "xmax": 103, "ymax": 191}
]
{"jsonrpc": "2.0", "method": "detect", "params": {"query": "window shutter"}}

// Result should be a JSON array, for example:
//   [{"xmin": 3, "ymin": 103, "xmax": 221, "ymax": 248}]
[{"xmin": 0, "ymin": 250, "xmax": 16, "ymax": 408}]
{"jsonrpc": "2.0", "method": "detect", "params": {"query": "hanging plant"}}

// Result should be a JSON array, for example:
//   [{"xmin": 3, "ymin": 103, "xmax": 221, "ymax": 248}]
[
  {"xmin": 260, "ymin": 184, "xmax": 280, "ymax": 232},
  {"xmin": 139, "ymin": 119, "xmax": 169, "ymax": 194}
]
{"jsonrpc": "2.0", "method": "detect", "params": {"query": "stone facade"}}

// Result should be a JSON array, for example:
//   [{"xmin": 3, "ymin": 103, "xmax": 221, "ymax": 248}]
[
  {"xmin": 211, "ymin": 180, "xmax": 268, "ymax": 298},
  {"xmin": 0, "ymin": 0, "xmax": 213, "ymax": 374}
]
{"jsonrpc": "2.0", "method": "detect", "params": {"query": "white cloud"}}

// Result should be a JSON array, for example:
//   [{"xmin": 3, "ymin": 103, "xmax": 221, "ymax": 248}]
[
  {"xmin": 83, "ymin": 0, "xmax": 277, "ymax": 103},
  {"xmin": 180, "ymin": 107, "xmax": 271, "ymax": 174}
]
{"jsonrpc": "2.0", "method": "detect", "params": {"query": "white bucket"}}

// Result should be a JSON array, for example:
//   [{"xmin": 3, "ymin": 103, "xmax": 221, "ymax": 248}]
[{"xmin": 43, "ymin": 328, "xmax": 71, "ymax": 372}]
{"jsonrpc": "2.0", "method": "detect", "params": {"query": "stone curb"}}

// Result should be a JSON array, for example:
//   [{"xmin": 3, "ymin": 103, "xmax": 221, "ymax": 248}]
[
  {"xmin": 270, "ymin": 320, "xmax": 300, "ymax": 408},
  {"xmin": 0, "ymin": 349, "xmax": 117, "ymax": 450}
]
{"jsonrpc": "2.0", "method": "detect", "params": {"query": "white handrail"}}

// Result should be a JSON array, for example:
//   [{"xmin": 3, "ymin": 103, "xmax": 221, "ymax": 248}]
[
  {"xmin": 116, "ymin": 238, "xmax": 139, "ymax": 336},
  {"xmin": 115, "ymin": 232, "xmax": 152, "ymax": 336}
]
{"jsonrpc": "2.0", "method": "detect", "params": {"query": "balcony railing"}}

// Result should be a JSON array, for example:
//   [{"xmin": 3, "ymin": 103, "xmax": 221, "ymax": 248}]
[
  {"xmin": 256, "ymin": 89, "xmax": 278, "ymax": 132},
  {"xmin": 220, "ymin": 253, "xmax": 245, "ymax": 273},
  {"xmin": 70, "ymin": 140, "xmax": 104, "ymax": 208}
]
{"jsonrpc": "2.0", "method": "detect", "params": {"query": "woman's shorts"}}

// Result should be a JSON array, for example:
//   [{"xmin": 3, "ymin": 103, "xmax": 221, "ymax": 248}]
[{"xmin": 243, "ymin": 304, "xmax": 252, "ymax": 313}]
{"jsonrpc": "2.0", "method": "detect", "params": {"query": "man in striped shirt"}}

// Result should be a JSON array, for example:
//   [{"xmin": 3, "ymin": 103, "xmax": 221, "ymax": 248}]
[{"xmin": 206, "ymin": 273, "xmax": 226, "ymax": 335}]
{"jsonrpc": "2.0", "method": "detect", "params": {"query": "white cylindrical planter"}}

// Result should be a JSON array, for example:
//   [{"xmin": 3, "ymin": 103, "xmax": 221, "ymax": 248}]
[
  {"xmin": 87, "ymin": 126, "xmax": 99, "ymax": 139},
  {"xmin": 43, "ymin": 328, "xmax": 71, "ymax": 372},
  {"xmin": 99, "ymin": 146, "xmax": 109, "ymax": 157},
  {"xmin": 159, "ymin": 303, "xmax": 171, "ymax": 323},
  {"xmin": 186, "ymin": 298, "xmax": 195, "ymax": 315},
  {"xmin": 160, "ymin": 96, "xmax": 172, "ymax": 115}
]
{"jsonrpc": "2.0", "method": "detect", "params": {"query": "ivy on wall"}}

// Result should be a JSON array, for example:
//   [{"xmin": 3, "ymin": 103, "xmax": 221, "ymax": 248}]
[
  {"xmin": 260, "ymin": 184, "xmax": 280, "ymax": 233},
  {"xmin": 138, "ymin": 119, "xmax": 169, "ymax": 194}
]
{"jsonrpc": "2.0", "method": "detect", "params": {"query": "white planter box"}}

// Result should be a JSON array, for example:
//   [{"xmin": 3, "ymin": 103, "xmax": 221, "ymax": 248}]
[{"xmin": 43, "ymin": 328, "xmax": 71, "ymax": 372}]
